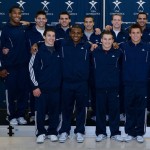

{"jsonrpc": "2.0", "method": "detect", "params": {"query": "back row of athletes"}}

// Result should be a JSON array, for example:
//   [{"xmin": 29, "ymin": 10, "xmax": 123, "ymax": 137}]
[{"xmin": 0, "ymin": 5, "xmax": 150, "ymax": 144}]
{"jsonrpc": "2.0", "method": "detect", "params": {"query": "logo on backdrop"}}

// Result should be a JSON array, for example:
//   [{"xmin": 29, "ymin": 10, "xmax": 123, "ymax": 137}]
[
  {"xmin": 136, "ymin": 0, "xmax": 146, "ymax": 12},
  {"xmin": 65, "ymin": 0, "xmax": 74, "ymax": 12},
  {"xmin": 16, "ymin": 0, "xmax": 29, "ymax": 15},
  {"xmin": 41, "ymin": 0, "xmax": 50, "ymax": 13},
  {"xmin": 0, "ymin": 1, "xmax": 5, "ymax": 16},
  {"xmin": 86, "ymin": 0, "xmax": 100, "ymax": 15},
  {"xmin": 89, "ymin": 0, "xmax": 98, "ymax": 12},
  {"xmin": 17, "ymin": 0, "xmax": 26, "ymax": 12},
  {"xmin": 65, "ymin": 1, "xmax": 77, "ymax": 16},
  {"xmin": 112, "ymin": 0, "xmax": 122, "ymax": 12}
]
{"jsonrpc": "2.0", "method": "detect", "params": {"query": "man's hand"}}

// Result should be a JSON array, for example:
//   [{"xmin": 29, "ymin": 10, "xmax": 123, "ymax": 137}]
[
  {"xmin": 113, "ymin": 42, "xmax": 119, "ymax": 49},
  {"xmin": 2, "ymin": 47, "xmax": 9, "ymax": 55},
  {"xmin": 20, "ymin": 21, "xmax": 30, "ymax": 26},
  {"xmin": 90, "ymin": 44, "xmax": 98, "ymax": 51},
  {"xmin": 31, "ymin": 43, "xmax": 38, "ymax": 54},
  {"xmin": 33, "ymin": 88, "xmax": 41, "ymax": 97},
  {"xmin": 95, "ymin": 28, "xmax": 101, "ymax": 35},
  {"xmin": 0, "ymin": 69, "xmax": 9, "ymax": 78},
  {"xmin": 105, "ymin": 25, "xmax": 112, "ymax": 31}
]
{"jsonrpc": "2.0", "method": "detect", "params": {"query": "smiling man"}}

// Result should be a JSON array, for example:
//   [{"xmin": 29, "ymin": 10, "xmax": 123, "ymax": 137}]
[
  {"xmin": 120, "ymin": 24, "xmax": 150, "ymax": 143},
  {"xmin": 0, "ymin": 6, "xmax": 30, "ymax": 125}
]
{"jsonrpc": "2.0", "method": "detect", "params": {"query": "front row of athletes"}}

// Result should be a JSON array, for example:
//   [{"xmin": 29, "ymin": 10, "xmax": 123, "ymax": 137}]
[{"xmin": 29, "ymin": 24, "xmax": 150, "ymax": 144}]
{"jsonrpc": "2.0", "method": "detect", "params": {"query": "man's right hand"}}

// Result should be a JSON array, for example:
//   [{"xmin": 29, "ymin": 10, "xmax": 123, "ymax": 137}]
[
  {"xmin": 0, "ymin": 69, "xmax": 9, "ymax": 78},
  {"xmin": 33, "ymin": 88, "xmax": 41, "ymax": 97},
  {"xmin": 31, "ymin": 43, "xmax": 38, "ymax": 54}
]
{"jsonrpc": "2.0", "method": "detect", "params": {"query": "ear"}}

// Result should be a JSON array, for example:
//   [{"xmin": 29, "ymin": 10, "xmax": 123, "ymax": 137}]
[{"xmin": 43, "ymin": 35, "xmax": 46, "ymax": 39}]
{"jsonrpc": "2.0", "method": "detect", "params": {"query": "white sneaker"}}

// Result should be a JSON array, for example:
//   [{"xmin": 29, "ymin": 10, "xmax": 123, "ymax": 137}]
[
  {"xmin": 124, "ymin": 135, "xmax": 135, "ymax": 142},
  {"xmin": 96, "ymin": 134, "xmax": 107, "ymax": 142},
  {"xmin": 59, "ymin": 132, "xmax": 68, "ymax": 143},
  {"xmin": 17, "ymin": 117, "xmax": 27, "ymax": 125},
  {"xmin": 120, "ymin": 114, "xmax": 126, "ymax": 121},
  {"xmin": 136, "ymin": 136, "xmax": 144, "ymax": 143},
  {"xmin": 47, "ymin": 135, "xmax": 58, "ymax": 142},
  {"xmin": 36, "ymin": 134, "xmax": 46, "ymax": 144},
  {"xmin": 9, "ymin": 118, "xmax": 18, "ymax": 125},
  {"xmin": 111, "ymin": 135, "xmax": 124, "ymax": 142},
  {"xmin": 76, "ymin": 133, "xmax": 84, "ymax": 143}
]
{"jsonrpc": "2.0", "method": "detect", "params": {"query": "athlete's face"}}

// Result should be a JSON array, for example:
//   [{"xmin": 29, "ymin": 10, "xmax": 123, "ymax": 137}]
[
  {"xmin": 9, "ymin": 8, "xmax": 22, "ymax": 25},
  {"xmin": 84, "ymin": 17, "xmax": 94, "ymax": 31},
  {"xmin": 111, "ymin": 15, "xmax": 122, "ymax": 29},
  {"xmin": 70, "ymin": 28, "xmax": 83, "ymax": 44},
  {"xmin": 129, "ymin": 28, "xmax": 142, "ymax": 44},
  {"xmin": 44, "ymin": 31, "xmax": 55, "ymax": 46},
  {"xmin": 137, "ymin": 14, "xmax": 147, "ymax": 28},
  {"xmin": 101, "ymin": 34, "xmax": 114, "ymax": 50},
  {"xmin": 59, "ymin": 14, "xmax": 70, "ymax": 28},
  {"xmin": 35, "ymin": 14, "xmax": 47, "ymax": 28}
]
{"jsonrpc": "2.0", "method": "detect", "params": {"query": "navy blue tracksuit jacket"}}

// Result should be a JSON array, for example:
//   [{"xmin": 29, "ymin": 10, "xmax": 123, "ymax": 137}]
[
  {"xmin": 29, "ymin": 43, "xmax": 62, "ymax": 136},
  {"xmin": 92, "ymin": 46, "xmax": 122, "ymax": 136},
  {"xmin": 121, "ymin": 41, "xmax": 150, "ymax": 136},
  {"xmin": 59, "ymin": 39, "xmax": 91, "ymax": 134}
]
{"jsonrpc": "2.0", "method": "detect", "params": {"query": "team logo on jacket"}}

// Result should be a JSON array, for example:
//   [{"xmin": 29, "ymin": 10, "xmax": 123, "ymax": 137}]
[
  {"xmin": 112, "ymin": 0, "xmax": 122, "ymax": 12},
  {"xmin": 112, "ymin": 55, "xmax": 115, "ymax": 57},
  {"xmin": 17, "ymin": 0, "xmax": 26, "ymax": 12},
  {"xmin": 136, "ymin": 0, "xmax": 146, "ymax": 12},
  {"xmin": 81, "ymin": 47, "xmax": 84, "ymax": 49},
  {"xmin": 141, "ymin": 49, "xmax": 145, "ymax": 51}
]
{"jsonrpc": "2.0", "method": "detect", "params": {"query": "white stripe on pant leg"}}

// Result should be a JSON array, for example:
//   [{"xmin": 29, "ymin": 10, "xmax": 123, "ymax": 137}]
[
  {"xmin": 5, "ymin": 89, "xmax": 10, "ymax": 115},
  {"xmin": 35, "ymin": 111, "xmax": 38, "ymax": 136},
  {"xmin": 144, "ymin": 108, "xmax": 147, "ymax": 134}
]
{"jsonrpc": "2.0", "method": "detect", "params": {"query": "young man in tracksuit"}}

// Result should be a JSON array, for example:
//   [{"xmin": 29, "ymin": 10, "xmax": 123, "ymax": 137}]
[
  {"xmin": 82, "ymin": 15, "xmax": 101, "ymax": 121},
  {"xmin": 121, "ymin": 24, "xmax": 150, "ymax": 143},
  {"xmin": 92, "ymin": 30, "xmax": 123, "ymax": 142},
  {"xmin": 58, "ymin": 25, "xmax": 92, "ymax": 143},
  {"xmin": 29, "ymin": 28, "xmax": 62, "ymax": 144},
  {"xmin": 26, "ymin": 10, "xmax": 48, "ymax": 122},
  {"xmin": 0, "ymin": 6, "xmax": 30, "ymax": 125}
]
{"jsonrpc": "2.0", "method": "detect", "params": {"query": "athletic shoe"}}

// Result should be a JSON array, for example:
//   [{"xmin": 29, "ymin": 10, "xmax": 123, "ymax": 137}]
[
  {"xmin": 9, "ymin": 118, "xmax": 18, "ymax": 126},
  {"xmin": 47, "ymin": 135, "xmax": 58, "ymax": 142},
  {"xmin": 17, "ymin": 117, "xmax": 27, "ymax": 125},
  {"xmin": 59, "ymin": 132, "xmax": 68, "ymax": 143},
  {"xmin": 111, "ymin": 135, "xmax": 124, "ymax": 142},
  {"xmin": 96, "ymin": 134, "xmax": 107, "ymax": 142},
  {"xmin": 136, "ymin": 136, "xmax": 144, "ymax": 143},
  {"xmin": 76, "ymin": 133, "xmax": 84, "ymax": 143},
  {"xmin": 36, "ymin": 134, "xmax": 46, "ymax": 144},
  {"xmin": 124, "ymin": 135, "xmax": 135, "ymax": 142}
]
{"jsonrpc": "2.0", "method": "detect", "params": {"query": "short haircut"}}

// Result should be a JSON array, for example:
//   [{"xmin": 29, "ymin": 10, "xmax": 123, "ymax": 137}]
[
  {"xmin": 129, "ymin": 24, "xmax": 142, "ymax": 33},
  {"xmin": 137, "ymin": 12, "xmax": 148, "ymax": 19},
  {"xmin": 101, "ymin": 30, "xmax": 114, "ymax": 39},
  {"xmin": 35, "ymin": 10, "xmax": 46, "ymax": 18},
  {"xmin": 70, "ymin": 24, "xmax": 83, "ymax": 33},
  {"xmin": 59, "ymin": 11, "xmax": 70, "ymax": 19},
  {"xmin": 112, "ymin": 13, "xmax": 122, "ymax": 20},
  {"xmin": 43, "ymin": 27, "xmax": 55, "ymax": 36},
  {"xmin": 9, "ymin": 6, "xmax": 22, "ymax": 13},
  {"xmin": 84, "ymin": 15, "xmax": 94, "ymax": 22}
]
